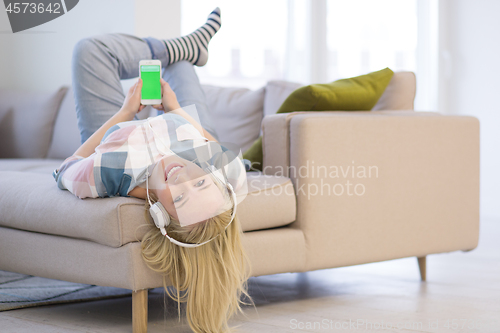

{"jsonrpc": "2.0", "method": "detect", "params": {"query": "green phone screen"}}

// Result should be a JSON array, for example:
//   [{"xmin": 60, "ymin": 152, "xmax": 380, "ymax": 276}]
[{"xmin": 140, "ymin": 65, "xmax": 161, "ymax": 100}]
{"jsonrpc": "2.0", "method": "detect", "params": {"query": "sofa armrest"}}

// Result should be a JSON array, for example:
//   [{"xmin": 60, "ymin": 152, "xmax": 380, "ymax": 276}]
[
  {"xmin": 261, "ymin": 111, "xmax": 417, "ymax": 175},
  {"xmin": 265, "ymin": 110, "xmax": 480, "ymax": 271},
  {"xmin": 261, "ymin": 112, "xmax": 307, "ymax": 176}
]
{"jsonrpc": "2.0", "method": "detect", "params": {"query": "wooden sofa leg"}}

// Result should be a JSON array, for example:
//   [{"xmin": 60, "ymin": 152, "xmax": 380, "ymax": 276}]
[
  {"xmin": 133, "ymin": 289, "xmax": 148, "ymax": 333},
  {"xmin": 417, "ymin": 256, "xmax": 426, "ymax": 281}
]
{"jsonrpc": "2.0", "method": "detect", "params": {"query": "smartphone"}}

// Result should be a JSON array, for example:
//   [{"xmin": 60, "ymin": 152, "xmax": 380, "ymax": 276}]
[{"xmin": 139, "ymin": 59, "xmax": 162, "ymax": 105}]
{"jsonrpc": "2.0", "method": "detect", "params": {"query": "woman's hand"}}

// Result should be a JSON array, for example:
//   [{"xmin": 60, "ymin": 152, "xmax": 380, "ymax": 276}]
[
  {"xmin": 73, "ymin": 78, "xmax": 147, "ymax": 158},
  {"xmin": 152, "ymin": 78, "xmax": 181, "ymax": 112},
  {"xmin": 120, "ymin": 78, "xmax": 146, "ymax": 118}
]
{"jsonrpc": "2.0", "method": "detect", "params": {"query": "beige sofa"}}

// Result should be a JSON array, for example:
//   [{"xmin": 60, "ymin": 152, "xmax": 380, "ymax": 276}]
[{"xmin": 0, "ymin": 73, "xmax": 480, "ymax": 333}]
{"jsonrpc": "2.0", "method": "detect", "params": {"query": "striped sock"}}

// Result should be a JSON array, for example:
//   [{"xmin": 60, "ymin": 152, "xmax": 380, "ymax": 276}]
[{"xmin": 163, "ymin": 7, "xmax": 221, "ymax": 67}]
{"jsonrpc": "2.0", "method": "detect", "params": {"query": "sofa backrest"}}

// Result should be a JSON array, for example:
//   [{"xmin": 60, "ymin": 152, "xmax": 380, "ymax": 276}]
[
  {"xmin": 0, "ymin": 87, "xmax": 67, "ymax": 159},
  {"xmin": 44, "ymin": 84, "xmax": 267, "ymax": 158},
  {"xmin": 1, "ymin": 72, "xmax": 416, "ymax": 160},
  {"xmin": 46, "ymin": 86, "xmax": 82, "ymax": 159},
  {"xmin": 372, "ymin": 71, "xmax": 416, "ymax": 111},
  {"xmin": 200, "ymin": 85, "xmax": 265, "ymax": 152},
  {"xmin": 262, "ymin": 71, "xmax": 416, "ymax": 116},
  {"xmin": 46, "ymin": 87, "xmax": 164, "ymax": 159}
]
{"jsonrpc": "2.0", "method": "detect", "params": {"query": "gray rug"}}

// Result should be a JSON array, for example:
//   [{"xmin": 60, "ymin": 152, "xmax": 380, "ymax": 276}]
[{"xmin": 0, "ymin": 270, "xmax": 132, "ymax": 311}]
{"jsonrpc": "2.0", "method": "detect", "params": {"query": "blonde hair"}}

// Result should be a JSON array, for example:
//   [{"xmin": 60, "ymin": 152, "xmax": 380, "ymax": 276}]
[{"xmin": 140, "ymin": 179, "xmax": 255, "ymax": 333}]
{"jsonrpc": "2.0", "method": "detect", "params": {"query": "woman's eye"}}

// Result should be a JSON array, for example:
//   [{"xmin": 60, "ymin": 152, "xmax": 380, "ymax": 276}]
[
  {"xmin": 173, "ymin": 194, "xmax": 183, "ymax": 203},
  {"xmin": 195, "ymin": 179, "xmax": 205, "ymax": 187}
]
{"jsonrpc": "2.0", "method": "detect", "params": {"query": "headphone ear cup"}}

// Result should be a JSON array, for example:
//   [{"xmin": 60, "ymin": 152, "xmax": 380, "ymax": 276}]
[
  {"xmin": 155, "ymin": 202, "xmax": 170, "ymax": 227},
  {"xmin": 149, "ymin": 202, "xmax": 171, "ymax": 229},
  {"xmin": 149, "ymin": 204, "xmax": 163, "ymax": 229}
]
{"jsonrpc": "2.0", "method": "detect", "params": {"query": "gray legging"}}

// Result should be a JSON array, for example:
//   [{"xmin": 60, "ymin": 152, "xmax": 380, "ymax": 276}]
[{"xmin": 71, "ymin": 33, "xmax": 218, "ymax": 144}]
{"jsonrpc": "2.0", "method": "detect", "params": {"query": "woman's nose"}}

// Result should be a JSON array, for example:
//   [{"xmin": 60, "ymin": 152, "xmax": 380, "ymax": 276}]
[{"xmin": 175, "ymin": 170, "xmax": 191, "ymax": 184}]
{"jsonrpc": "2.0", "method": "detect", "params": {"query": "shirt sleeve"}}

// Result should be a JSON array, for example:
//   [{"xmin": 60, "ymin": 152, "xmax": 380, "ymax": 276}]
[{"xmin": 53, "ymin": 154, "xmax": 97, "ymax": 199}]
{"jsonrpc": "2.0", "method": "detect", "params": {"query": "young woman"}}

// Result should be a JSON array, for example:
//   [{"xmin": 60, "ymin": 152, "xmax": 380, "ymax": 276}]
[{"xmin": 53, "ymin": 8, "xmax": 255, "ymax": 333}]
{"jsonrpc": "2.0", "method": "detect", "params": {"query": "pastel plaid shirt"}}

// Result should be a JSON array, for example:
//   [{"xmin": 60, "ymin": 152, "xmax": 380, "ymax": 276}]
[{"xmin": 53, "ymin": 112, "xmax": 247, "ymax": 200}]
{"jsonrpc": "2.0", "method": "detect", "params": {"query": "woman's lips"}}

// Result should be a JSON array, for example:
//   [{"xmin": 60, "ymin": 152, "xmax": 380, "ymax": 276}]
[{"xmin": 165, "ymin": 163, "xmax": 183, "ymax": 181}]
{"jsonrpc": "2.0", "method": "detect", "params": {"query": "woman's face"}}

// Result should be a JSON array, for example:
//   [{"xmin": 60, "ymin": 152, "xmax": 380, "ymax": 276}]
[{"xmin": 150, "ymin": 154, "xmax": 226, "ymax": 227}]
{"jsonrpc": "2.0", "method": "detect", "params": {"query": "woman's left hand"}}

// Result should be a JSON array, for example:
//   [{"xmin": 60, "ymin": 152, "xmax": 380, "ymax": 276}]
[{"xmin": 120, "ymin": 78, "xmax": 146, "ymax": 117}]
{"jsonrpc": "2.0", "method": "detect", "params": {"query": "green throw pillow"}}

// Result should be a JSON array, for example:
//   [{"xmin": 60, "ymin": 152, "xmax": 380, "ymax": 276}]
[{"xmin": 243, "ymin": 67, "xmax": 394, "ymax": 171}]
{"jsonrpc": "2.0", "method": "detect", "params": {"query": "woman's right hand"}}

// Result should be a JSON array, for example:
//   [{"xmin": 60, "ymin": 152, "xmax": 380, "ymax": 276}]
[
  {"xmin": 121, "ymin": 78, "xmax": 146, "ymax": 117},
  {"xmin": 152, "ymin": 78, "xmax": 181, "ymax": 112}
]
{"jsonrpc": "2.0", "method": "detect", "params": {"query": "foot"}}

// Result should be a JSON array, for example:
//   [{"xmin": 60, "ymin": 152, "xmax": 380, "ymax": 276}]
[{"xmin": 163, "ymin": 7, "xmax": 221, "ymax": 67}]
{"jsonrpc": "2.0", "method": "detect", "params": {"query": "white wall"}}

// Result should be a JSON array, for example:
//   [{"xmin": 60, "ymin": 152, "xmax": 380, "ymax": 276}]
[
  {"xmin": 126, "ymin": 0, "xmax": 180, "ymax": 91},
  {"xmin": 439, "ymin": 0, "xmax": 500, "ymax": 220},
  {"xmin": 135, "ymin": 0, "xmax": 180, "ymax": 40},
  {"xmin": 0, "ymin": 0, "xmax": 181, "ymax": 93},
  {"xmin": 0, "ymin": 0, "xmax": 135, "ymax": 92}
]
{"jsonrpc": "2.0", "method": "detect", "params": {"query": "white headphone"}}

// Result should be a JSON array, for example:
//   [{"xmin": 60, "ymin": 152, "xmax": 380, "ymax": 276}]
[{"xmin": 145, "ymin": 165, "xmax": 237, "ymax": 248}]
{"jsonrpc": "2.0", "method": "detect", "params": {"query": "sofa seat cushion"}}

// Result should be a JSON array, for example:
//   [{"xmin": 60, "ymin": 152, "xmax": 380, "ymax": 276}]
[
  {"xmin": 238, "ymin": 171, "xmax": 296, "ymax": 231},
  {"xmin": 0, "ymin": 166, "xmax": 296, "ymax": 247},
  {"xmin": 0, "ymin": 158, "xmax": 64, "ymax": 174}
]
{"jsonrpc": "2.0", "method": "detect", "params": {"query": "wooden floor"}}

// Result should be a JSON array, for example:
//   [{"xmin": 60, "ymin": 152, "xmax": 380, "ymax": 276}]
[{"xmin": 1, "ymin": 218, "xmax": 499, "ymax": 333}]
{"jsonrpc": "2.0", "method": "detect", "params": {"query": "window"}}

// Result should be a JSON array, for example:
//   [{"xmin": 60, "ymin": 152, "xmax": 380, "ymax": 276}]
[
  {"xmin": 181, "ymin": 0, "xmax": 437, "ymax": 110},
  {"xmin": 326, "ymin": 0, "xmax": 418, "ymax": 81},
  {"xmin": 181, "ymin": 0, "xmax": 288, "ymax": 89}
]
